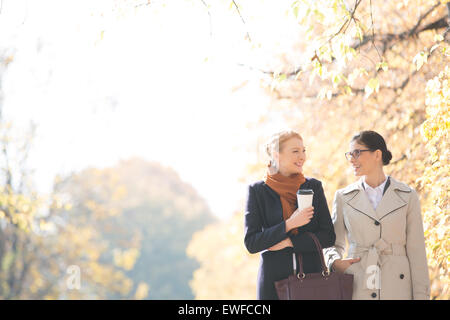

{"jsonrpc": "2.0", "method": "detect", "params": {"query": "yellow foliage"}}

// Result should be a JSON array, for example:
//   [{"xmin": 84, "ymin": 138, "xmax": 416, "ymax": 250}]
[
  {"xmin": 113, "ymin": 248, "xmax": 140, "ymax": 271},
  {"xmin": 187, "ymin": 212, "xmax": 260, "ymax": 299},
  {"xmin": 417, "ymin": 65, "xmax": 450, "ymax": 299},
  {"xmin": 134, "ymin": 282, "xmax": 150, "ymax": 300}
]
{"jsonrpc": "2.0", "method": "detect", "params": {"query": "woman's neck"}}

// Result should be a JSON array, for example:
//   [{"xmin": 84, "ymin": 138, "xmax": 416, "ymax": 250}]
[
  {"xmin": 278, "ymin": 168, "xmax": 298, "ymax": 177},
  {"xmin": 363, "ymin": 170, "xmax": 387, "ymax": 188}
]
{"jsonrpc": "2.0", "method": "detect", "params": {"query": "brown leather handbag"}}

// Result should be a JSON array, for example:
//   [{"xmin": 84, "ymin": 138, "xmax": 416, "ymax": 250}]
[{"xmin": 274, "ymin": 232, "xmax": 353, "ymax": 300}]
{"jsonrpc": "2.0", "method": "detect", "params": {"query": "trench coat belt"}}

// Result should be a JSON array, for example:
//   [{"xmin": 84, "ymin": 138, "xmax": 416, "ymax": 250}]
[{"xmin": 348, "ymin": 238, "xmax": 407, "ymax": 290}]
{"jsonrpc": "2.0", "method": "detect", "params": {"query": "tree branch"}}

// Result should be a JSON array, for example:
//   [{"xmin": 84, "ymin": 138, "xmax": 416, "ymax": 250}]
[
  {"xmin": 354, "ymin": 1, "xmax": 445, "ymax": 52},
  {"xmin": 200, "ymin": 0, "xmax": 213, "ymax": 38},
  {"xmin": 232, "ymin": 0, "xmax": 251, "ymax": 42},
  {"xmin": 409, "ymin": 1, "xmax": 442, "ymax": 37},
  {"xmin": 239, "ymin": 13, "xmax": 448, "ymax": 79},
  {"xmin": 369, "ymin": 0, "xmax": 382, "ymax": 60}
]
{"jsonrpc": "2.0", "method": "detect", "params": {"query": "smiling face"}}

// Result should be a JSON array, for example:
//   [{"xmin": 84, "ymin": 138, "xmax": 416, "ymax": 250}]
[
  {"xmin": 272, "ymin": 137, "xmax": 306, "ymax": 176},
  {"xmin": 348, "ymin": 140, "xmax": 382, "ymax": 176}
]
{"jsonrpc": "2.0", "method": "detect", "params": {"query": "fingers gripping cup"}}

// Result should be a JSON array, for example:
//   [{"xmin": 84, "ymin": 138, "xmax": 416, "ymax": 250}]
[{"xmin": 297, "ymin": 189, "xmax": 314, "ymax": 211}]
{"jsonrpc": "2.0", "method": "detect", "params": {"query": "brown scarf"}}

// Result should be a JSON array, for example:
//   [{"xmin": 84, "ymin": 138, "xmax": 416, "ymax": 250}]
[{"xmin": 264, "ymin": 164, "xmax": 306, "ymax": 235}]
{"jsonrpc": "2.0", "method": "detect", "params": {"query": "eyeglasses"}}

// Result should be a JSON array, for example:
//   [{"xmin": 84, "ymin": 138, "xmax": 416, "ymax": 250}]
[{"xmin": 345, "ymin": 149, "xmax": 372, "ymax": 160}]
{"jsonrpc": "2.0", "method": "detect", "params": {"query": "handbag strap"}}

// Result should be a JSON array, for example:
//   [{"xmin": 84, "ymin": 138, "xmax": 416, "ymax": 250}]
[{"xmin": 296, "ymin": 232, "xmax": 329, "ymax": 276}]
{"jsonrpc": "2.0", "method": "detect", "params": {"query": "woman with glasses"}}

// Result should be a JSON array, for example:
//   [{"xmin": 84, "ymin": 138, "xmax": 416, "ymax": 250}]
[
  {"xmin": 324, "ymin": 130, "xmax": 430, "ymax": 299},
  {"xmin": 244, "ymin": 129, "xmax": 336, "ymax": 300}
]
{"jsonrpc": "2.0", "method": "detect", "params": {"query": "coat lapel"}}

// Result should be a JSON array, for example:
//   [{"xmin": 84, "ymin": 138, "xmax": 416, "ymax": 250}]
[
  {"xmin": 342, "ymin": 176, "xmax": 412, "ymax": 222},
  {"xmin": 342, "ymin": 178, "xmax": 378, "ymax": 221},
  {"xmin": 377, "ymin": 177, "xmax": 411, "ymax": 220}
]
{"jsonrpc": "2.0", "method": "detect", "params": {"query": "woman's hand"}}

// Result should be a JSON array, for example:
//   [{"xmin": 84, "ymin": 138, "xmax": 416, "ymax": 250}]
[
  {"xmin": 332, "ymin": 258, "xmax": 361, "ymax": 273},
  {"xmin": 285, "ymin": 206, "xmax": 314, "ymax": 232},
  {"xmin": 268, "ymin": 238, "xmax": 293, "ymax": 251}
]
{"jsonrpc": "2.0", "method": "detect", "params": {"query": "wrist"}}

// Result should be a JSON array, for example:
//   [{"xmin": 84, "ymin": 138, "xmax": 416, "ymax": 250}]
[
  {"xmin": 285, "ymin": 219, "xmax": 293, "ymax": 233},
  {"xmin": 286, "ymin": 237, "xmax": 293, "ymax": 247},
  {"xmin": 331, "ymin": 259, "xmax": 341, "ymax": 271}
]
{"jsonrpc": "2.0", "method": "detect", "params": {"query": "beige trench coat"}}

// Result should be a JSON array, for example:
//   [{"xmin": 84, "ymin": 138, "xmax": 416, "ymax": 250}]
[{"xmin": 323, "ymin": 176, "xmax": 430, "ymax": 300}]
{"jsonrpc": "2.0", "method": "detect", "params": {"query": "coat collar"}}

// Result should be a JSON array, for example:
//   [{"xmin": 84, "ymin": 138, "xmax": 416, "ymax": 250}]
[{"xmin": 342, "ymin": 176, "xmax": 411, "ymax": 221}]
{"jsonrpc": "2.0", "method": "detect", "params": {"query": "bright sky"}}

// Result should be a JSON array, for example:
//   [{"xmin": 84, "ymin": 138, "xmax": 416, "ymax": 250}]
[{"xmin": 0, "ymin": 0, "xmax": 303, "ymax": 220}]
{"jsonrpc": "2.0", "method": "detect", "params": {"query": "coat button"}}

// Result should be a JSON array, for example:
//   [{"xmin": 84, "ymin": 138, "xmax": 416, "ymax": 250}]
[
  {"xmin": 374, "ymin": 221, "xmax": 380, "ymax": 226},
  {"xmin": 400, "ymin": 274, "xmax": 405, "ymax": 279},
  {"xmin": 371, "ymin": 292, "xmax": 377, "ymax": 298}
]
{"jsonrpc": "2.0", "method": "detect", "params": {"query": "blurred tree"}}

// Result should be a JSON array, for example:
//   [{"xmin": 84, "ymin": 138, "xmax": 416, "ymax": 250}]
[
  {"xmin": 187, "ymin": 211, "xmax": 259, "ymax": 299},
  {"xmin": 53, "ymin": 158, "xmax": 216, "ymax": 299},
  {"xmin": 0, "ymin": 45, "xmax": 138, "ymax": 296},
  {"xmin": 0, "ymin": 50, "xmax": 56, "ymax": 299},
  {"xmin": 0, "ymin": 106, "xmax": 134, "ymax": 299}
]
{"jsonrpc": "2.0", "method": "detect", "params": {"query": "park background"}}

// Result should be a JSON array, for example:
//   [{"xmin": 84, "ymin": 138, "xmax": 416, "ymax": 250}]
[{"xmin": 0, "ymin": 0, "xmax": 448, "ymax": 299}]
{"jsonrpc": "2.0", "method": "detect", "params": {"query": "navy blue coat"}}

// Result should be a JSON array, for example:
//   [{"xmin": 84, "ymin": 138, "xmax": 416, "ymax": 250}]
[{"xmin": 244, "ymin": 177, "xmax": 336, "ymax": 300}]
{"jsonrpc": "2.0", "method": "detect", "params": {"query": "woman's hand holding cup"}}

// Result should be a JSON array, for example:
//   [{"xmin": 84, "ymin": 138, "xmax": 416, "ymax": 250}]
[{"xmin": 286, "ymin": 206, "xmax": 314, "ymax": 232}]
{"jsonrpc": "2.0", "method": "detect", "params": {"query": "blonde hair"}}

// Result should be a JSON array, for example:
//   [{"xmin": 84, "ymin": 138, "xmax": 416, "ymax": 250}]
[{"xmin": 264, "ymin": 129, "xmax": 303, "ymax": 164}]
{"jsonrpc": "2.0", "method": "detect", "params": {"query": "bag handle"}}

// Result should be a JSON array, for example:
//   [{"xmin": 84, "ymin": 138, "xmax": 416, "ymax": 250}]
[{"xmin": 295, "ymin": 232, "xmax": 330, "ymax": 278}]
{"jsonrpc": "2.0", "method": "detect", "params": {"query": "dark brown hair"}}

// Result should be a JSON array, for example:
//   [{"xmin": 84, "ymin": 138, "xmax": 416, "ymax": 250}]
[{"xmin": 351, "ymin": 130, "xmax": 392, "ymax": 165}]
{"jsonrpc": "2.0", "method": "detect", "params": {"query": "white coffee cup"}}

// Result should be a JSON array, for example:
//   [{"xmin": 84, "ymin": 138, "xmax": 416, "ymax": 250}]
[{"xmin": 297, "ymin": 189, "xmax": 314, "ymax": 211}]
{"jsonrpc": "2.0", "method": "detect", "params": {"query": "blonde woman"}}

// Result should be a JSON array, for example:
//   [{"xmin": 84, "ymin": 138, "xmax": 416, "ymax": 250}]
[
  {"xmin": 324, "ymin": 130, "xmax": 430, "ymax": 299},
  {"xmin": 244, "ymin": 129, "xmax": 336, "ymax": 300}
]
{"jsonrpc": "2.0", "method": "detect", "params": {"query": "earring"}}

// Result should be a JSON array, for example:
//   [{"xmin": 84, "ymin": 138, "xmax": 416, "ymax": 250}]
[
  {"xmin": 268, "ymin": 159, "xmax": 279, "ymax": 174},
  {"xmin": 270, "ymin": 159, "xmax": 278, "ymax": 168}
]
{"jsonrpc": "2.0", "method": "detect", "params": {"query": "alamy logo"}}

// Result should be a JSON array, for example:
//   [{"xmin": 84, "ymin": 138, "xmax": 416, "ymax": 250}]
[
  {"xmin": 366, "ymin": 265, "xmax": 381, "ymax": 290},
  {"xmin": 66, "ymin": 265, "xmax": 81, "ymax": 290}
]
